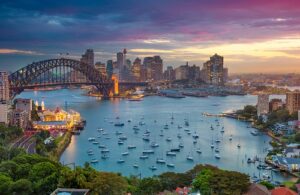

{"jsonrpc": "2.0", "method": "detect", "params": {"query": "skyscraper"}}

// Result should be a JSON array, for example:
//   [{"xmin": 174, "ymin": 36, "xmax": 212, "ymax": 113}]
[
  {"xmin": 80, "ymin": 49, "xmax": 94, "ymax": 66},
  {"xmin": 286, "ymin": 92, "xmax": 300, "ymax": 114},
  {"xmin": 142, "ymin": 56, "xmax": 163, "ymax": 81},
  {"xmin": 117, "ymin": 49, "xmax": 128, "ymax": 80},
  {"xmin": 106, "ymin": 60, "xmax": 113, "ymax": 79},
  {"xmin": 95, "ymin": 62, "xmax": 107, "ymax": 77},
  {"xmin": 257, "ymin": 94, "xmax": 269, "ymax": 116},
  {"xmin": 132, "ymin": 58, "xmax": 141, "ymax": 81},
  {"xmin": 0, "ymin": 71, "xmax": 10, "ymax": 102},
  {"xmin": 202, "ymin": 54, "xmax": 225, "ymax": 85}
]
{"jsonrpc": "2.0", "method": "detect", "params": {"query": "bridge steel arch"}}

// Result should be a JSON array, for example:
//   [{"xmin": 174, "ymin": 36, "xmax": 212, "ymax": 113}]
[{"xmin": 8, "ymin": 58, "xmax": 113, "ymax": 98}]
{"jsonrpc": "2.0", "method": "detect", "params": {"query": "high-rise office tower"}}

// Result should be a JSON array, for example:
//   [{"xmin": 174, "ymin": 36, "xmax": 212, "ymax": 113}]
[
  {"xmin": 142, "ymin": 56, "xmax": 163, "ymax": 81},
  {"xmin": 80, "ymin": 49, "xmax": 94, "ymax": 66},
  {"xmin": 106, "ymin": 60, "xmax": 113, "ymax": 79},
  {"xmin": 132, "ymin": 58, "xmax": 141, "ymax": 81}
]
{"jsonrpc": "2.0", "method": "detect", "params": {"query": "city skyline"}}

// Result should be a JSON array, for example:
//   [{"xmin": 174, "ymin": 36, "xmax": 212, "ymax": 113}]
[{"xmin": 1, "ymin": 0, "xmax": 300, "ymax": 73}]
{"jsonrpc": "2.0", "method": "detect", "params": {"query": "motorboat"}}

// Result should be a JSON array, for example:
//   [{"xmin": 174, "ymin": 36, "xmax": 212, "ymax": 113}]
[
  {"xmin": 133, "ymin": 164, "xmax": 139, "ymax": 168},
  {"xmin": 115, "ymin": 122, "xmax": 125, "ymax": 127},
  {"xmin": 166, "ymin": 151, "xmax": 176, "ymax": 156},
  {"xmin": 192, "ymin": 133, "xmax": 199, "ymax": 139},
  {"xmin": 128, "ymin": 145, "xmax": 137, "ymax": 149},
  {"xmin": 98, "ymin": 145, "xmax": 106, "ymax": 149},
  {"xmin": 193, "ymin": 140, "xmax": 197, "ymax": 144},
  {"xmin": 122, "ymin": 151, "xmax": 129, "ymax": 156},
  {"xmin": 177, "ymin": 133, "xmax": 182, "ymax": 139},
  {"xmin": 229, "ymin": 135, "xmax": 233, "ymax": 141},
  {"xmin": 215, "ymin": 154, "xmax": 221, "ymax": 159},
  {"xmin": 186, "ymin": 154, "xmax": 194, "ymax": 161},
  {"xmin": 210, "ymin": 143, "xmax": 215, "ymax": 148},
  {"xmin": 142, "ymin": 150, "xmax": 155, "ymax": 154},
  {"xmin": 196, "ymin": 149, "xmax": 202, "ymax": 154},
  {"xmin": 150, "ymin": 142, "xmax": 159, "ymax": 148},
  {"xmin": 88, "ymin": 137, "xmax": 96, "ymax": 141},
  {"xmin": 167, "ymin": 163, "xmax": 175, "ymax": 168},
  {"xmin": 143, "ymin": 137, "xmax": 150, "ymax": 142},
  {"xmin": 119, "ymin": 135, "xmax": 127, "ymax": 140},
  {"xmin": 133, "ymin": 126, "xmax": 139, "ymax": 130},
  {"xmin": 156, "ymin": 158, "xmax": 166, "ymax": 164},
  {"xmin": 115, "ymin": 131, "xmax": 123, "ymax": 135},
  {"xmin": 170, "ymin": 148, "xmax": 180, "ymax": 152},
  {"xmin": 117, "ymin": 159, "xmax": 125, "ymax": 163},
  {"xmin": 118, "ymin": 140, "xmax": 124, "ymax": 145},
  {"xmin": 179, "ymin": 143, "xmax": 184, "ymax": 148},
  {"xmin": 251, "ymin": 130, "xmax": 258, "ymax": 136},
  {"xmin": 92, "ymin": 141, "xmax": 99, "ymax": 145},
  {"xmin": 91, "ymin": 159, "xmax": 99, "ymax": 163},
  {"xmin": 101, "ymin": 149, "xmax": 110, "ymax": 153},
  {"xmin": 178, "ymin": 125, "xmax": 182, "ymax": 129},
  {"xmin": 164, "ymin": 124, "xmax": 169, "ymax": 129},
  {"xmin": 166, "ymin": 137, "xmax": 172, "ymax": 142},
  {"xmin": 149, "ymin": 166, "xmax": 157, "ymax": 171},
  {"xmin": 101, "ymin": 154, "xmax": 109, "ymax": 159},
  {"xmin": 215, "ymin": 147, "xmax": 220, "ymax": 153},
  {"xmin": 139, "ymin": 155, "xmax": 148, "ymax": 159},
  {"xmin": 237, "ymin": 143, "xmax": 241, "ymax": 148}
]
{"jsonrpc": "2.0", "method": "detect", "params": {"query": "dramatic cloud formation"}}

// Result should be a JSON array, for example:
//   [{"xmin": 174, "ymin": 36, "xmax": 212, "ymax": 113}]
[{"xmin": 0, "ymin": 0, "xmax": 300, "ymax": 73}]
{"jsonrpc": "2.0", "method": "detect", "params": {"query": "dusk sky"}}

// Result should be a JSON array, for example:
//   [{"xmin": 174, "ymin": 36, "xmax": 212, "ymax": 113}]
[{"xmin": 1, "ymin": 0, "xmax": 300, "ymax": 73}]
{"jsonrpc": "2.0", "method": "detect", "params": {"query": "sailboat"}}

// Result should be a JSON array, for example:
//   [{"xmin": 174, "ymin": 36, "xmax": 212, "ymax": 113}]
[
  {"xmin": 229, "ymin": 134, "xmax": 233, "ymax": 141},
  {"xmin": 186, "ymin": 153, "xmax": 194, "ymax": 161},
  {"xmin": 237, "ymin": 138, "xmax": 241, "ymax": 148}
]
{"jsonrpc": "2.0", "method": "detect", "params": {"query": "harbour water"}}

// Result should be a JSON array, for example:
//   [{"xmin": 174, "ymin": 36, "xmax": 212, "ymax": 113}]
[{"xmin": 18, "ymin": 89, "xmax": 293, "ymax": 181}]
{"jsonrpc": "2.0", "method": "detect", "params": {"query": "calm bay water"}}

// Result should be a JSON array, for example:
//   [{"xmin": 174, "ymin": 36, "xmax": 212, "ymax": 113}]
[{"xmin": 18, "ymin": 89, "xmax": 292, "ymax": 181}]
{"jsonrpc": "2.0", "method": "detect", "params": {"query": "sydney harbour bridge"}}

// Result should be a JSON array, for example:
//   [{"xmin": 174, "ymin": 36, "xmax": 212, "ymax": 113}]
[{"xmin": 8, "ymin": 58, "xmax": 147, "ymax": 99}]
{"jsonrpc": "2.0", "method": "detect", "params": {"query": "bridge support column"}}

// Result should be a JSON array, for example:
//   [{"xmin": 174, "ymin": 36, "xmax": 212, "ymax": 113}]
[{"xmin": 111, "ymin": 75, "xmax": 119, "ymax": 96}]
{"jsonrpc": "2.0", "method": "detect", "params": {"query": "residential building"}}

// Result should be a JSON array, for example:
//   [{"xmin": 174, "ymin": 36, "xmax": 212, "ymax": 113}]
[
  {"xmin": 257, "ymin": 94, "xmax": 269, "ymax": 116},
  {"xmin": 187, "ymin": 64, "xmax": 200, "ymax": 81},
  {"xmin": 11, "ymin": 109, "xmax": 29, "ymax": 130},
  {"xmin": 202, "ymin": 54, "xmax": 226, "ymax": 85},
  {"xmin": 0, "ymin": 102, "xmax": 8, "ymax": 124},
  {"xmin": 244, "ymin": 183, "xmax": 270, "ymax": 195},
  {"xmin": 284, "ymin": 147, "xmax": 300, "ymax": 158},
  {"xmin": 80, "ymin": 49, "xmax": 94, "ymax": 67},
  {"xmin": 269, "ymin": 98, "xmax": 283, "ymax": 112},
  {"xmin": 0, "ymin": 71, "xmax": 10, "ymax": 102},
  {"xmin": 15, "ymin": 98, "xmax": 32, "ymax": 120},
  {"xmin": 286, "ymin": 91, "xmax": 300, "ymax": 114},
  {"xmin": 272, "ymin": 156, "xmax": 300, "ymax": 171}
]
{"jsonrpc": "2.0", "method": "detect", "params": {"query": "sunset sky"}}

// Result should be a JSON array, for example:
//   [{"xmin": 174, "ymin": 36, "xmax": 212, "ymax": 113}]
[{"xmin": 1, "ymin": 0, "xmax": 300, "ymax": 73}]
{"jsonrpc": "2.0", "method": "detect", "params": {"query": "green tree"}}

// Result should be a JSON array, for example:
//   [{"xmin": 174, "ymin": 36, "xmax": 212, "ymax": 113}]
[
  {"xmin": 0, "ymin": 173, "xmax": 13, "ymax": 195},
  {"xmin": 89, "ymin": 172, "xmax": 128, "ymax": 195},
  {"xmin": 295, "ymin": 133, "xmax": 300, "ymax": 143},
  {"xmin": 9, "ymin": 179, "xmax": 33, "ymax": 195},
  {"xmin": 259, "ymin": 181, "xmax": 275, "ymax": 190},
  {"xmin": 192, "ymin": 169, "xmax": 213, "ymax": 194},
  {"xmin": 136, "ymin": 177, "xmax": 163, "ymax": 195}
]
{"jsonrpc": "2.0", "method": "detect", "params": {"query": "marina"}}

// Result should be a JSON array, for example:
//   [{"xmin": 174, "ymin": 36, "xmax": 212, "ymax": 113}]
[{"xmin": 18, "ymin": 89, "xmax": 293, "ymax": 181}]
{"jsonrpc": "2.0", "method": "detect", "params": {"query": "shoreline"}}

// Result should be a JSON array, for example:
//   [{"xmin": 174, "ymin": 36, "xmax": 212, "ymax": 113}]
[
  {"xmin": 222, "ymin": 113, "xmax": 299, "ymax": 179},
  {"xmin": 49, "ymin": 131, "xmax": 72, "ymax": 162}
]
